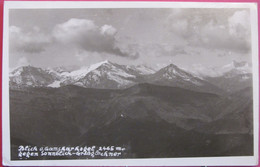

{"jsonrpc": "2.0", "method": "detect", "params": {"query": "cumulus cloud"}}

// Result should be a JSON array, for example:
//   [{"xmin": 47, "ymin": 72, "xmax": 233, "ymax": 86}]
[
  {"xmin": 52, "ymin": 19, "xmax": 97, "ymax": 42},
  {"xmin": 166, "ymin": 9, "xmax": 251, "ymax": 54},
  {"xmin": 229, "ymin": 10, "xmax": 250, "ymax": 36},
  {"xmin": 100, "ymin": 24, "xmax": 117, "ymax": 36},
  {"xmin": 9, "ymin": 26, "xmax": 51, "ymax": 53},
  {"xmin": 53, "ymin": 18, "xmax": 138, "ymax": 59},
  {"xmin": 191, "ymin": 20, "xmax": 250, "ymax": 53}
]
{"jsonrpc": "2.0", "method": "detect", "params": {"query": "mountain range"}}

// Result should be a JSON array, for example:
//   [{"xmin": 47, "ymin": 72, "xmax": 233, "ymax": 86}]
[
  {"xmin": 9, "ymin": 60, "xmax": 252, "ymax": 94},
  {"xmin": 10, "ymin": 83, "xmax": 253, "ymax": 159},
  {"xmin": 9, "ymin": 60, "xmax": 254, "ymax": 160}
]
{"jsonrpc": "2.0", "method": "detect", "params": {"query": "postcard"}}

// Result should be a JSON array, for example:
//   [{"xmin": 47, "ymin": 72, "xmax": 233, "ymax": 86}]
[{"xmin": 2, "ymin": 1, "xmax": 259, "ymax": 166}]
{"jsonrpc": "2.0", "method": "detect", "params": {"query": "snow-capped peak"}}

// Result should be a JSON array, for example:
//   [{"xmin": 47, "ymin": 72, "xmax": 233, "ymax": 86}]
[
  {"xmin": 163, "ymin": 64, "xmax": 184, "ymax": 75},
  {"xmin": 10, "ymin": 66, "xmax": 44, "ymax": 77},
  {"xmin": 88, "ymin": 60, "xmax": 111, "ymax": 71},
  {"xmin": 9, "ymin": 65, "xmax": 58, "ymax": 87},
  {"xmin": 160, "ymin": 63, "xmax": 196, "ymax": 81},
  {"xmin": 60, "ymin": 60, "xmax": 112, "ymax": 80},
  {"xmin": 150, "ymin": 63, "xmax": 205, "ymax": 87},
  {"xmin": 9, "ymin": 66, "xmax": 24, "ymax": 77}
]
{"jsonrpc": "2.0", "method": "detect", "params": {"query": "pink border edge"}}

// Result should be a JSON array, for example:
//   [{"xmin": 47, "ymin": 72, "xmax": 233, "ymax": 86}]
[{"xmin": 0, "ymin": 0, "xmax": 258, "ymax": 167}]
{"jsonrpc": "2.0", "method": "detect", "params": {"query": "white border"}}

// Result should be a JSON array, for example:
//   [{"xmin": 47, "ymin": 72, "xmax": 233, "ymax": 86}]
[{"xmin": 2, "ymin": 1, "xmax": 259, "ymax": 166}]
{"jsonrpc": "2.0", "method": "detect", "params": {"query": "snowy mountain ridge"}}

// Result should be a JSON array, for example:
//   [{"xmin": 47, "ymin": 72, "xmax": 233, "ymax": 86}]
[
  {"xmin": 9, "ymin": 60, "xmax": 252, "ymax": 93},
  {"xmin": 10, "ymin": 61, "xmax": 155, "ymax": 89}
]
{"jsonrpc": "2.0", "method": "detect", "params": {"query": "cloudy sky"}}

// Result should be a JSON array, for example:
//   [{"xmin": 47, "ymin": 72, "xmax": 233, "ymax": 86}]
[{"xmin": 9, "ymin": 8, "xmax": 251, "ymax": 70}]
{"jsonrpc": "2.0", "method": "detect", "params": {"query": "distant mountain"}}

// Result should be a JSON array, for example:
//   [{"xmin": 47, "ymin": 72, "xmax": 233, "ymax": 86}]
[
  {"xmin": 146, "ymin": 64, "xmax": 223, "ymax": 94},
  {"xmin": 72, "ymin": 60, "xmax": 139, "ymax": 89},
  {"xmin": 204, "ymin": 61, "xmax": 252, "ymax": 93},
  {"xmin": 187, "ymin": 60, "xmax": 251, "ymax": 78},
  {"xmin": 186, "ymin": 61, "xmax": 252, "ymax": 93},
  {"xmin": 9, "ymin": 60, "xmax": 252, "ymax": 94},
  {"xmin": 9, "ymin": 66, "xmax": 59, "ymax": 88},
  {"xmin": 9, "ymin": 61, "xmax": 153, "ymax": 89},
  {"xmin": 10, "ymin": 83, "xmax": 253, "ymax": 159},
  {"xmin": 221, "ymin": 60, "xmax": 251, "ymax": 75},
  {"xmin": 207, "ymin": 73, "xmax": 252, "ymax": 93}
]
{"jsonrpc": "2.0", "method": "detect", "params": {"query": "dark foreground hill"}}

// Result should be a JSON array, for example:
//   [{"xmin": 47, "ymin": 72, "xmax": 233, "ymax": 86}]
[{"xmin": 10, "ymin": 84, "xmax": 253, "ymax": 160}]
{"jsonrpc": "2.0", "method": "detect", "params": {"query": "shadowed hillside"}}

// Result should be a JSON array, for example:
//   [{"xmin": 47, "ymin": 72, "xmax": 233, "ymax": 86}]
[{"xmin": 10, "ymin": 84, "xmax": 253, "ymax": 160}]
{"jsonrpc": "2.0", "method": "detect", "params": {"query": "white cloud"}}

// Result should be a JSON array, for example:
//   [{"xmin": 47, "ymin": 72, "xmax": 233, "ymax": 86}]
[
  {"xmin": 165, "ymin": 9, "xmax": 251, "ymax": 54},
  {"xmin": 53, "ymin": 18, "xmax": 97, "ymax": 43},
  {"xmin": 191, "ymin": 20, "xmax": 250, "ymax": 53},
  {"xmin": 53, "ymin": 18, "xmax": 137, "ymax": 59},
  {"xmin": 10, "ymin": 26, "xmax": 51, "ymax": 53},
  {"xmin": 228, "ymin": 10, "xmax": 250, "ymax": 38},
  {"xmin": 100, "ymin": 25, "xmax": 117, "ymax": 36}
]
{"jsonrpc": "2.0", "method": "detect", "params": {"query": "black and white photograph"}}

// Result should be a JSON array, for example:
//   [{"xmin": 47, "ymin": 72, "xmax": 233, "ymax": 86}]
[{"xmin": 2, "ymin": 1, "xmax": 259, "ymax": 166}]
